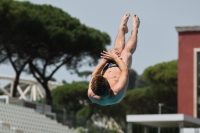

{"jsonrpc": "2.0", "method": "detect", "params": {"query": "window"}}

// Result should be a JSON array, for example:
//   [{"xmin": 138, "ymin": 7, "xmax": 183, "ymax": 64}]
[{"xmin": 197, "ymin": 52, "xmax": 200, "ymax": 117}]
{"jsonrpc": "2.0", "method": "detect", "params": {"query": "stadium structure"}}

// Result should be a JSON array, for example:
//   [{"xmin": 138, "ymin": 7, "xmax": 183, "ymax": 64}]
[
  {"xmin": 0, "ymin": 74, "xmax": 61, "ymax": 101},
  {"xmin": 0, "ymin": 75, "xmax": 77, "ymax": 133}
]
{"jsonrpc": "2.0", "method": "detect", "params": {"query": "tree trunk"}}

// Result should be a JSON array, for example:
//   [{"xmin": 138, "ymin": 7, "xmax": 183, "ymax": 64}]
[
  {"xmin": 42, "ymin": 80, "xmax": 53, "ymax": 106},
  {"xmin": 12, "ymin": 72, "xmax": 20, "ymax": 97}
]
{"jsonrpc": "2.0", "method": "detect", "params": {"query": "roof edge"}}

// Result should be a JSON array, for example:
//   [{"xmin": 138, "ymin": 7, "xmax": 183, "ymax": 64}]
[{"xmin": 175, "ymin": 26, "xmax": 200, "ymax": 32}]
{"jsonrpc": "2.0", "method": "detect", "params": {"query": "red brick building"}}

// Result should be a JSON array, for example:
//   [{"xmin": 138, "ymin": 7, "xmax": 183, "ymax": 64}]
[{"xmin": 176, "ymin": 26, "xmax": 200, "ymax": 117}]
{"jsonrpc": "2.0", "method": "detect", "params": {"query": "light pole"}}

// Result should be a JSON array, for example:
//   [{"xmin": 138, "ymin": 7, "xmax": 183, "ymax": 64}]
[
  {"xmin": 158, "ymin": 103, "xmax": 164, "ymax": 114},
  {"xmin": 158, "ymin": 103, "xmax": 164, "ymax": 133}
]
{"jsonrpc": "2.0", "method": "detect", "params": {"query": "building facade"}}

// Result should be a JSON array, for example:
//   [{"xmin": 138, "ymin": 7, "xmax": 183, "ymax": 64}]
[{"xmin": 177, "ymin": 26, "xmax": 200, "ymax": 117}]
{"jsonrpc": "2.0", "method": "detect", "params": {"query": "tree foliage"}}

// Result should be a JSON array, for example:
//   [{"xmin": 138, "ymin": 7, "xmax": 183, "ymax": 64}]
[
  {"xmin": 22, "ymin": 1, "xmax": 110, "ymax": 105},
  {"xmin": 124, "ymin": 60, "xmax": 178, "ymax": 114},
  {"xmin": 143, "ymin": 60, "xmax": 177, "ymax": 89},
  {"xmin": 124, "ymin": 88, "xmax": 157, "ymax": 114},
  {"xmin": 127, "ymin": 69, "xmax": 138, "ymax": 90},
  {"xmin": 0, "ymin": 0, "xmax": 32, "ymax": 97},
  {"xmin": 135, "ymin": 75, "xmax": 148, "ymax": 88},
  {"xmin": 143, "ymin": 60, "xmax": 178, "ymax": 113},
  {"xmin": 52, "ymin": 82, "xmax": 89, "ymax": 127}
]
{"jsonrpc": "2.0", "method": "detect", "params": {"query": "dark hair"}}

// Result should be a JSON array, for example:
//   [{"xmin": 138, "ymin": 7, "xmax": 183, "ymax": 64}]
[{"xmin": 91, "ymin": 75, "xmax": 110, "ymax": 96}]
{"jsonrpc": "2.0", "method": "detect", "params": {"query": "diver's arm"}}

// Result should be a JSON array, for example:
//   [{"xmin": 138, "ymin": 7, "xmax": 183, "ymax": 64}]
[
  {"xmin": 112, "ymin": 56, "xmax": 129, "ymax": 95},
  {"xmin": 91, "ymin": 59, "xmax": 108, "ymax": 77}
]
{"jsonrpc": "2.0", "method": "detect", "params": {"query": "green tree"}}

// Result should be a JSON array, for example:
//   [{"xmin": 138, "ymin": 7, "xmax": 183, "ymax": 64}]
[
  {"xmin": 143, "ymin": 60, "xmax": 178, "ymax": 113},
  {"xmin": 52, "ymin": 82, "xmax": 89, "ymax": 127},
  {"xmin": 125, "ymin": 60, "xmax": 178, "ymax": 115},
  {"xmin": 124, "ymin": 87, "xmax": 157, "ymax": 114},
  {"xmin": 0, "ymin": 0, "xmax": 31, "ymax": 97},
  {"xmin": 22, "ymin": 1, "xmax": 110, "ymax": 105},
  {"xmin": 0, "ymin": 0, "xmax": 110, "ymax": 105},
  {"xmin": 135, "ymin": 74, "xmax": 148, "ymax": 88}
]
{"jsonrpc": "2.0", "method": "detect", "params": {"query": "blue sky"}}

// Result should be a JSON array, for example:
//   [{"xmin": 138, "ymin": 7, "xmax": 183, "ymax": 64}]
[{"xmin": 1, "ymin": 0, "xmax": 200, "ymax": 84}]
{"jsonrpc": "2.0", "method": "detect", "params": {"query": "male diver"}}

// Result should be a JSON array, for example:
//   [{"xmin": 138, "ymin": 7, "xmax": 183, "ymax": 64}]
[{"xmin": 88, "ymin": 13, "xmax": 140, "ymax": 105}]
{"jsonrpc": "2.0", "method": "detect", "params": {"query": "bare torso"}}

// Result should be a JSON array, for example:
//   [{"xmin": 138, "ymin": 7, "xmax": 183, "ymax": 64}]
[
  {"xmin": 103, "ymin": 67, "xmax": 121, "ymax": 88},
  {"xmin": 88, "ymin": 52, "xmax": 132, "ymax": 106},
  {"xmin": 99, "ymin": 66, "xmax": 129, "ymax": 105}
]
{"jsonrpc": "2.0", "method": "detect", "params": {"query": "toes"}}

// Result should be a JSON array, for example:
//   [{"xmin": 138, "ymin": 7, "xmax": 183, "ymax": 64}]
[
  {"xmin": 134, "ymin": 14, "xmax": 137, "ymax": 18},
  {"xmin": 127, "ymin": 13, "xmax": 130, "ymax": 18},
  {"xmin": 126, "ymin": 13, "xmax": 130, "ymax": 17},
  {"xmin": 134, "ymin": 14, "xmax": 139, "ymax": 19},
  {"xmin": 125, "ymin": 13, "xmax": 130, "ymax": 19},
  {"xmin": 133, "ymin": 14, "xmax": 140, "ymax": 21}
]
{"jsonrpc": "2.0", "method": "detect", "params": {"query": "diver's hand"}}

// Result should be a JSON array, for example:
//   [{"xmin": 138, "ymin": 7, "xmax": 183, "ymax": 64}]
[{"xmin": 100, "ymin": 50, "xmax": 119, "ymax": 61}]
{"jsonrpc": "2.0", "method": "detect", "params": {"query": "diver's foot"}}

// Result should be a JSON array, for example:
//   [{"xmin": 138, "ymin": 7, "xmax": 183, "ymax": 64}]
[
  {"xmin": 120, "ymin": 13, "xmax": 130, "ymax": 34},
  {"xmin": 132, "ymin": 14, "xmax": 140, "ymax": 29}
]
